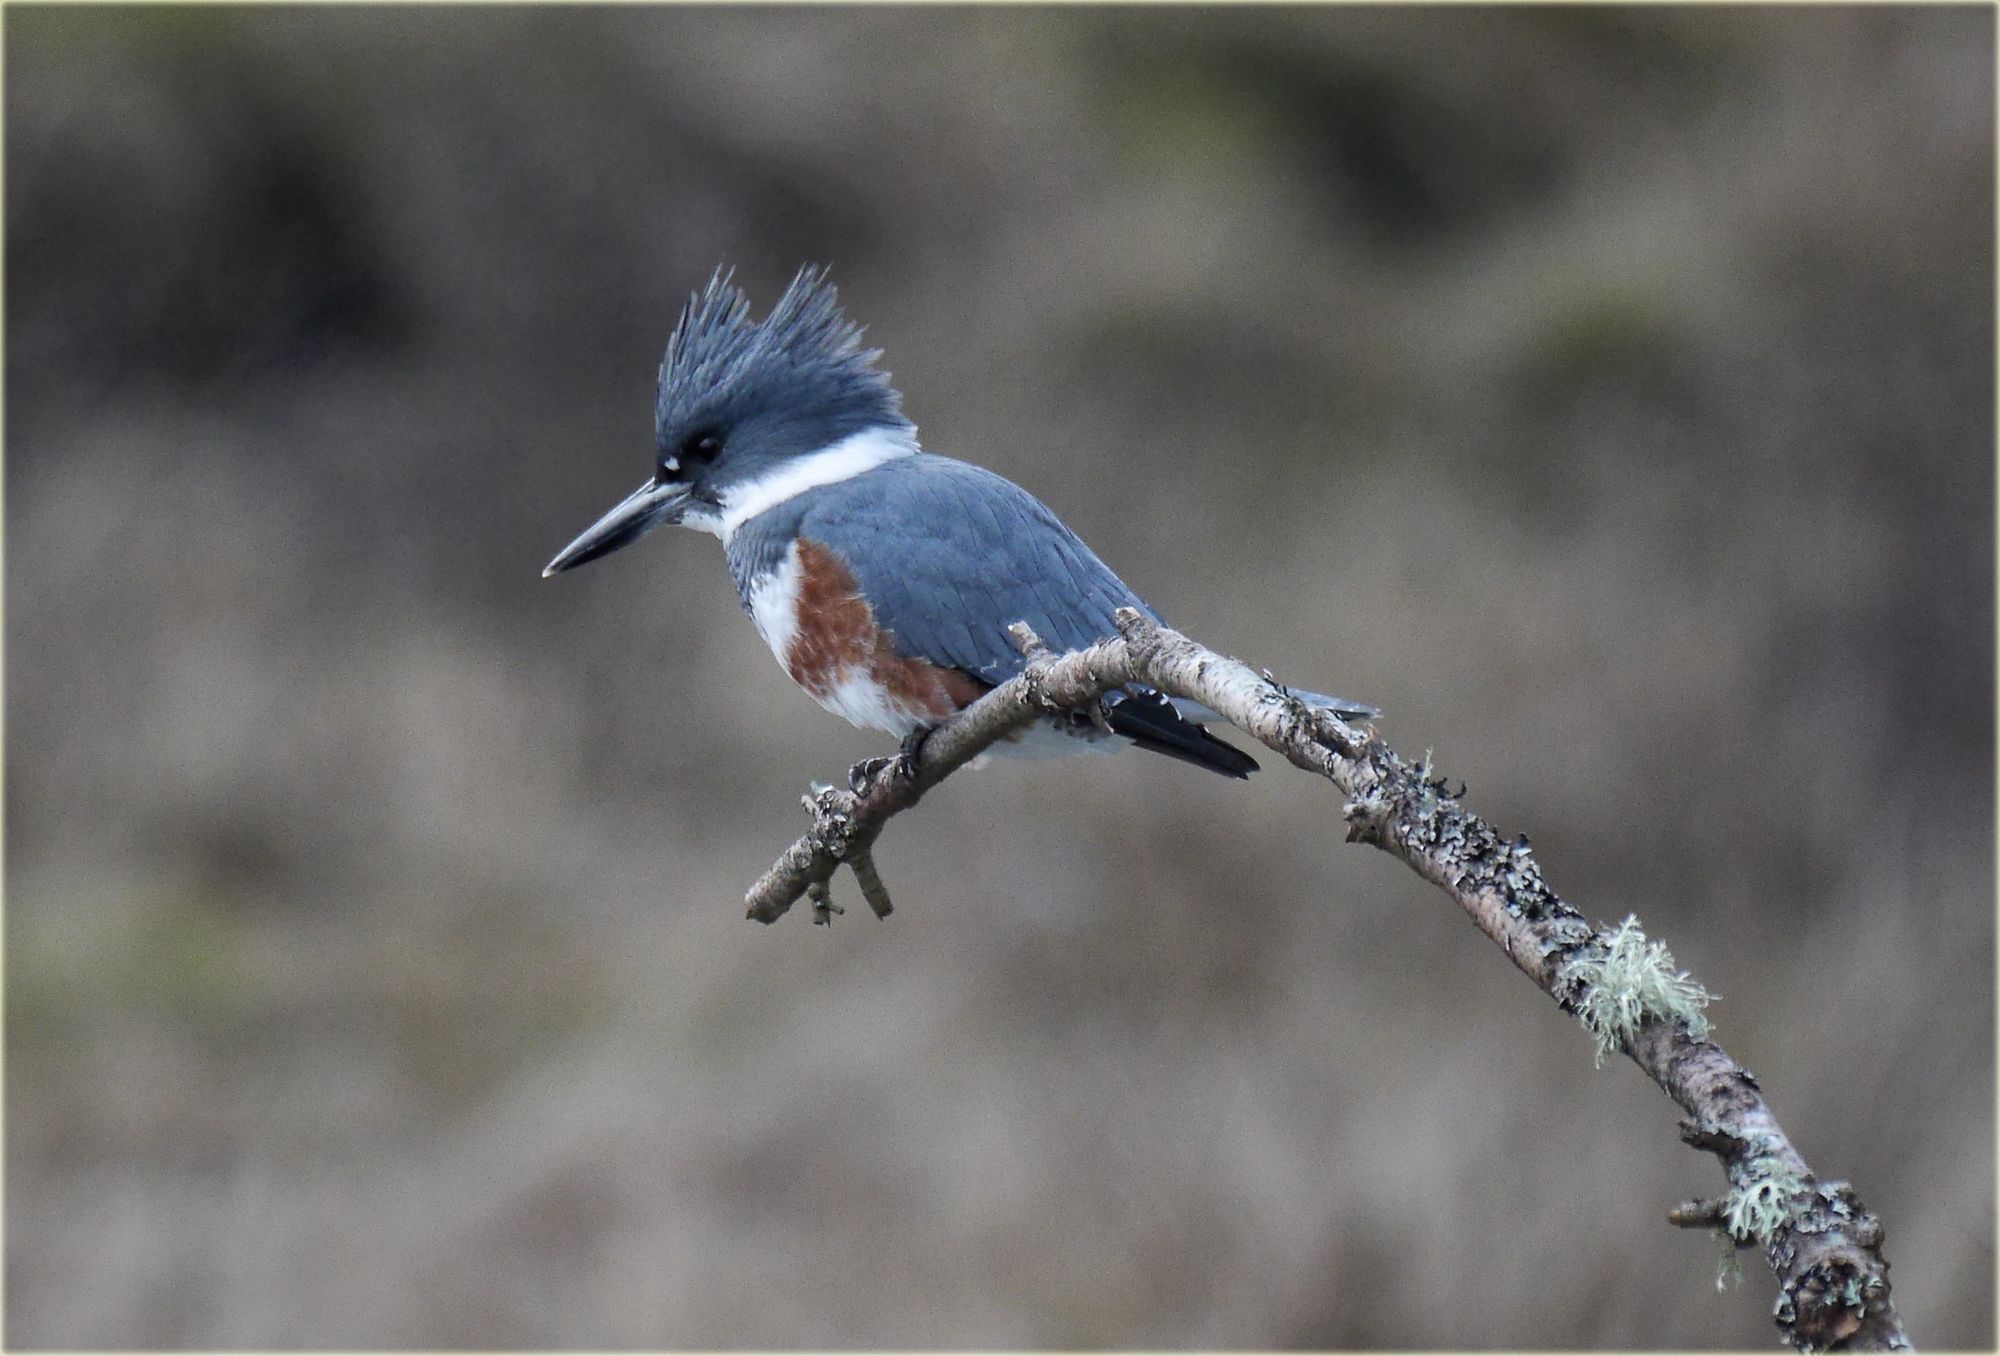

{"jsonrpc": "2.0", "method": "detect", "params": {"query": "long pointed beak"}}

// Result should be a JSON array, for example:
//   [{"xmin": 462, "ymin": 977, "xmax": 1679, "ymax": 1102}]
[{"xmin": 543, "ymin": 478, "xmax": 692, "ymax": 577}]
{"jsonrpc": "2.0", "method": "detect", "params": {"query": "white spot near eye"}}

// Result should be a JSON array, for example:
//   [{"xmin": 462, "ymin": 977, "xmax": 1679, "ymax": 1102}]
[{"xmin": 661, "ymin": 457, "xmax": 680, "ymax": 475}]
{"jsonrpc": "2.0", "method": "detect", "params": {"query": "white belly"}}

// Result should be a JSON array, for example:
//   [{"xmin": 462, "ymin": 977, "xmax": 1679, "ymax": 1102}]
[
  {"xmin": 745, "ymin": 542, "xmax": 804, "ymax": 665},
  {"xmin": 741, "ymin": 542, "xmax": 940, "ymax": 737}
]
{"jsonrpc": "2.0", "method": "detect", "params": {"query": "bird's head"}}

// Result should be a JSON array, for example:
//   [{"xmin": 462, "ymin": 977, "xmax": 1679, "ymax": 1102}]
[{"xmin": 543, "ymin": 264, "xmax": 914, "ymax": 576}]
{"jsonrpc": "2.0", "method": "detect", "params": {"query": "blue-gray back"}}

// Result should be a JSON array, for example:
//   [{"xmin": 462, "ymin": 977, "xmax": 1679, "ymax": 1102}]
[{"xmin": 725, "ymin": 456, "xmax": 1159, "ymax": 685}]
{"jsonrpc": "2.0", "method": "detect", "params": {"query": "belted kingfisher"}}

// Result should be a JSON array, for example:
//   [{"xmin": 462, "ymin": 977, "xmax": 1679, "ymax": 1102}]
[{"xmin": 545, "ymin": 265, "xmax": 1371, "ymax": 778}]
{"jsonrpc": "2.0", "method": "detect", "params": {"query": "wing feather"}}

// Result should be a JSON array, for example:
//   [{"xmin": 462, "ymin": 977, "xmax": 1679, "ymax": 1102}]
[{"xmin": 795, "ymin": 456, "xmax": 1154, "ymax": 684}]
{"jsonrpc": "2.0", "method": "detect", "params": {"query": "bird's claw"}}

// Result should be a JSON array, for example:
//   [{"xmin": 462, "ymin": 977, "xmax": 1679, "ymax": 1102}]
[
  {"xmin": 849, "ymin": 757, "xmax": 893, "ymax": 792},
  {"xmin": 848, "ymin": 728, "xmax": 932, "ymax": 794},
  {"xmin": 894, "ymin": 726, "xmax": 931, "ymax": 780}
]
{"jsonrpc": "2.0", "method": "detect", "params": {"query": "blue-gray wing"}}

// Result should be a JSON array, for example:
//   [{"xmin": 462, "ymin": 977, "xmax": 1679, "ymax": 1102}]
[{"xmin": 793, "ymin": 456, "xmax": 1156, "ymax": 685}]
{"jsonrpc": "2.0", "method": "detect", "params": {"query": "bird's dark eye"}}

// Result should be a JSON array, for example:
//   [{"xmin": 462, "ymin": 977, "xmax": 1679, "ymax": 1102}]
[{"xmin": 658, "ymin": 431, "xmax": 722, "ymax": 484}]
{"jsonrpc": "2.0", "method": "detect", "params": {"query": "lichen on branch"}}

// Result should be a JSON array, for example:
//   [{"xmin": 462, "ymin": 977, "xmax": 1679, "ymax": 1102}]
[{"xmin": 739, "ymin": 611, "xmax": 1908, "ymax": 1352}]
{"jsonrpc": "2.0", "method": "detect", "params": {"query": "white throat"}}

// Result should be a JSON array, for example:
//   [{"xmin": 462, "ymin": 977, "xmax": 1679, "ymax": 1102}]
[{"xmin": 682, "ymin": 427, "xmax": 919, "ymax": 542}]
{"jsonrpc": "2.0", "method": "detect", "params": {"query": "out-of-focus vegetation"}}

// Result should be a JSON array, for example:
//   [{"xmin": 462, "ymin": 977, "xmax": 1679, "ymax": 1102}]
[{"xmin": 6, "ymin": 6, "xmax": 1991, "ymax": 1348}]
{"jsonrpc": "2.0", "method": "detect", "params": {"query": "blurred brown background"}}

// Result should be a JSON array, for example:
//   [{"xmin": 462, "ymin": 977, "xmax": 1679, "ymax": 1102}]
[{"xmin": 6, "ymin": 5, "xmax": 1993, "ymax": 1349}]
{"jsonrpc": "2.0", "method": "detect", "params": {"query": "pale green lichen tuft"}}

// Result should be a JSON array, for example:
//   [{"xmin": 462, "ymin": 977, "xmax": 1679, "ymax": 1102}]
[
  {"xmin": 1712, "ymin": 1229, "xmax": 1744, "ymax": 1293},
  {"xmin": 1562, "ymin": 915, "xmax": 1716, "ymax": 1066},
  {"xmin": 1725, "ymin": 1155, "xmax": 1810, "ymax": 1245}
]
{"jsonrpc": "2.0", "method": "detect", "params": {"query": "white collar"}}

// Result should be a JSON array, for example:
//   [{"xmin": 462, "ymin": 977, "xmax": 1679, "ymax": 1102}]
[{"xmin": 680, "ymin": 427, "xmax": 918, "ymax": 542}]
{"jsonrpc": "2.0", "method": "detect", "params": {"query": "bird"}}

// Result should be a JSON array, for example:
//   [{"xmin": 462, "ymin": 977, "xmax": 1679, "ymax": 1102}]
[{"xmin": 543, "ymin": 265, "xmax": 1373, "ymax": 778}]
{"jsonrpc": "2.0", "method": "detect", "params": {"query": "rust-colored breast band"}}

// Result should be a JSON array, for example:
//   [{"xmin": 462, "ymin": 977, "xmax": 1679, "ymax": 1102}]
[{"xmin": 787, "ymin": 539, "xmax": 988, "ymax": 721}]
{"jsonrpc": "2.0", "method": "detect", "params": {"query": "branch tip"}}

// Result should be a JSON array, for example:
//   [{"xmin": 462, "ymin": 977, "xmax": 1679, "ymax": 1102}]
[
  {"xmin": 1007, "ymin": 620, "xmax": 1053, "ymax": 660},
  {"xmin": 807, "ymin": 878, "xmax": 842, "ymax": 926},
  {"xmin": 1670, "ymin": 1197, "xmax": 1734, "ymax": 1230},
  {"xmin": 850, "ymin": 848, "xmax": 895, "ymax": 919},
  {"xmin": 1110, "ymin": 606, "xmax": 1154, "ymax": 642}
]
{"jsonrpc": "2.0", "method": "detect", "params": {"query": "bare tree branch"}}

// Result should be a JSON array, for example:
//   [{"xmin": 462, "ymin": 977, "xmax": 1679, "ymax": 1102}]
[{"xmin": 743, "ymin": 609, "xmax": 1910, "ymax": 1351}]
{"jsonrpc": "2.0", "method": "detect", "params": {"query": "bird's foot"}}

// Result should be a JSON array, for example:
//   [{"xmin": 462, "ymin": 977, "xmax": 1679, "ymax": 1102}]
[
  {"xmin": 848, "ymin": 756, "xmax": 892, "ymax": 793},
  {"xmin": 848, "ymin": 727, "xmax": 932, "ymax": 794},
  {"xmin": 893, "ymin": 726, "xmax": 932, "ymax": 781}
]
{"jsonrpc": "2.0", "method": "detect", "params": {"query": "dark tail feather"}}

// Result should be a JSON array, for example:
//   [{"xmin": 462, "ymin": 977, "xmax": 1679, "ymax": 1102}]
[{"xmin": 1104, "ymin": 690, "xmax": 1258, "ymax": 779}]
